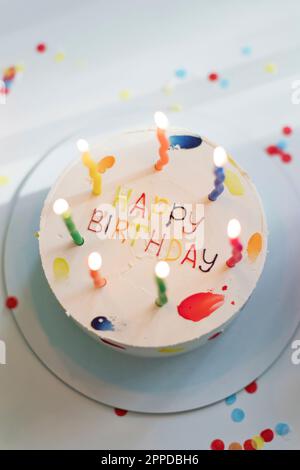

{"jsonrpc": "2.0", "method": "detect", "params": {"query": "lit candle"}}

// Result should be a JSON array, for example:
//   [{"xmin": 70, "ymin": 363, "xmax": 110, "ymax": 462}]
[
  {"xmin": 226, "ymin": 219, "xmax": 243, "ymax": 268},
  {"xmin": 88, "ymin": 252, "xmax": 107, "ymax": 288},
  {"xmin": 77, "ymin": 139, "xmax": 102, "ymax": 196},
  {"xmin": 154, "ymin": 111, "xmax": 170, "ymax": 171},
  {"xmin": 208, "ymin": 146, "xmax": 228, "ymax": 201},
  {"xmin": 53, "ymin": 198, "xmax": 84, "ymax": 246},
  {"xmin": 155, "ymin": 261, "xmax": 170, "ymax": 307}
]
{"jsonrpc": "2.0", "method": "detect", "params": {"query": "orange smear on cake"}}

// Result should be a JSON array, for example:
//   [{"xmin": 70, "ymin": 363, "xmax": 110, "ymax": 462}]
[{"xmin": 247, "ymin": 233, "xmax": 263, "ymax": 261}]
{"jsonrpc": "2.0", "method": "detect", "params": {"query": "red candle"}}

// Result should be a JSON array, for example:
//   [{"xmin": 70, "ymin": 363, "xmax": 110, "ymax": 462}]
[
  {"xmin": 226, "ymin": 219, "xmax": 243, "ymax": 268},
  {"xmin": 154, "ymin": 111, "xmax": 170, "ymax": 171},
  {"xmin": 88, "ymin": 252, "xmax": 107, "ymax": 288}
]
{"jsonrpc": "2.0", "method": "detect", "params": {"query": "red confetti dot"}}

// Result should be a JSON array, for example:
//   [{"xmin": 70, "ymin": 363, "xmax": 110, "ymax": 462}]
[
  {"xmin": 222, "ymin": 285, "xmax": 228, "ymax": 291},
  {"xmin": 208, "ymin": 72, "xmax": 218, "ymax": 81},
  {"xmin": 265, "ymin": 145, "xmax": 279, "ymax": 156},
  {"xmin": 36, "ymin": 43, "xmax": 46, "ymax": 53},
  {"xmin": 245, "ymin": 380, "xmax": 257, "ymax": 394},
  {"xmin": 260, "ymin": 429, "xmax": 274, "ymax": 443},
  {"xmin": 282, "ymin": 126, "xmax": 292, "ymax": 136},
  {"xmin": 281, "ymin": 153, "xmax": 292, "ymax": 163},
  {"xmin": 210, "ymin": 439, "xmax": 225, "ymax": 450},
  {"xmin": 243, "ymin": 439, "xmax": 256, "ymax": 450},
  {"xmin": 114, "ymin": 408, "xmax": 128, "ymax": 417},
  {"xmin": 5, "ymin": 296, "xmax": 18, "ymax": 309},
  {"xmin": 208, "ymin": 332, "xmax": 222, "ymax": 340}
]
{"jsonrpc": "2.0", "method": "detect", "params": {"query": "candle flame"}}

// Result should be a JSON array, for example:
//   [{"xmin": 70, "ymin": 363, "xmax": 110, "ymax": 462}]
[
  {"xmin": 77, "ymin": 139, "xmax": 89, "ymax": 152},
  {"xmin": 227, "ymin": 219, "xmax": 241, "ymax": 239},
  {"xmin": 213, "ymin": 146, "xmax": 228, "ymax": 167},
  {"xmin": 154, "ymin": 111, "xmax": 169, "ymax": 130},
  {"xmin": 53, "ymin": 198, "xmax": 69, "ymax": 215},
  {"xmin": 88, "ymin": 252, "xmax": 102, "ymax": 271},
  {"xmin": 155, "ymin": 261, "xmax": 170, "ymax": 279}
]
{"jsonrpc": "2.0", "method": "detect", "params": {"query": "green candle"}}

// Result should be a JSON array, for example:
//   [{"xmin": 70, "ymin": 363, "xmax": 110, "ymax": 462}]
[
  {"xmin": 155, "ymin": 261, "xmax": 170, "ymax": 307},
  {"xmin": 53, "ymin": 199, "xmax": 84, "ymax": 246}
]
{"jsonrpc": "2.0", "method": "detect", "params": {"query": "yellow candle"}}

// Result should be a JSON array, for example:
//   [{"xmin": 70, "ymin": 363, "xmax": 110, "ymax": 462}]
[{"xmin": 77, "ymin": 139, "xmax": 102, "ymax": 196}]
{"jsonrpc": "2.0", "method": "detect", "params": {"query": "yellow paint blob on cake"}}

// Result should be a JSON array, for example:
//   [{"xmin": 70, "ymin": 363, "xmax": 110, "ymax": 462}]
[
  {"xmin": 158, "ymin": 346, "xmax": 185, "ymax": 354},
  {"xmin": 225, "ymin": 169, "xmax": 245, "ymax": 196},
  {"xmin": 247, "ymin": 233, "xmax": 263, "ymax": 262},
  {"xmin": 53, "ymin": 257, "xmax": 70, "ymax": 280}
]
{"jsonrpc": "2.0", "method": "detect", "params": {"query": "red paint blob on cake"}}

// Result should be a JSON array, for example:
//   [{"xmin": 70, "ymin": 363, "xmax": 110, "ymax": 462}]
[
  {"xmin": 245, "ymin": 380, "xmax": 257, "ymax": 394},
  {"xmin": 208, "ymin": 72, "xmax": 218, "ymax": 81},
  {"xmin": 210, "ymin": 439, "xmax": 225, "ymax": 450},
  {"xmin": 177, "ymin": 292, "xmax": 225, "ymax": 322},
  {"xmin": 114, "ymin": 408, "xmax": 128, "ymax": 417},
  {"xmin": 222, "ymin": 285, "xmax": 228, "ymax": 291},
  {"xmin": 260, "ymin": 429, "xmax": 274, "ymax": 442},
  {"xmin": 5, "ymin": 296, "xmax": 18, "ymax": 309}
]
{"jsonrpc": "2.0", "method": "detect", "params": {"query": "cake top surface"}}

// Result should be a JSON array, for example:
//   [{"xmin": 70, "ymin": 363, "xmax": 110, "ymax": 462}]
[{"xmin": 39, "ymin": 128, "xmax": 267, "ymax": 349}]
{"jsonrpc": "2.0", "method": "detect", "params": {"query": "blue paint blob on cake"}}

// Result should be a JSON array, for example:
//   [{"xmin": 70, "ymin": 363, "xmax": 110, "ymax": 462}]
[
  {"xmin": 169, "ymin": 135, "xmax": 202, "ymax": 149},
  {"xmin": 91, "ymin": 316, "xmax": 114, "ymax": 331},
  {"xmin": 231, "ymin": 408, "xmax": 245, "ymax": 423},
  {"xmin": 275, "ymin": 422, "xmax": 290, "ymax": 436}
]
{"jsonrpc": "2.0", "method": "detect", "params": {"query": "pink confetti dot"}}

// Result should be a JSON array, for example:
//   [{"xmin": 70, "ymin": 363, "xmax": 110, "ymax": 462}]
[
  {"xmin": 282, "ymin": 126, "xmax": 292, "ymax": 136},
  {"xmin": 208, "ymin": 72, "xmax": 218, "ymax": 81},
  {"xmin": 114, "ymin": 408, "xmax": 128, "ymax": 417},
  {"xmin": 5, "ymin": 296, "xmax": 18, "ymax": 309},
  {"xmin": 260, "ymin": 429, "xmax": 274, "ymax": 442},
  {"xmin": 36, "ymin": 43, "xmax": 46, "ymax": 53},
  {"xmin": 210, "ymin": 439, "xmax": 225, "ymax": 450},
  {"xmin": 245, "ymin": 380, "xmax": 257, "ymax": 394}
]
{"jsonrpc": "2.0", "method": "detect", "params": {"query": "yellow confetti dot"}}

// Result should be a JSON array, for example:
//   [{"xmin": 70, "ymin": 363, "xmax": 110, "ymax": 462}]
[
  {"xmin": 158, "ymin": 346, "xmax": 185, "ymax": 354},
  {"xmin": 169, "ymin": 103, "xmax": 182, "ymax": 112},
  {"xmin": 119, "ymin": 89, "xmax": 132, "ymax": 101},
  {"xmin": 247, "ymin": 233, "xmax": 263, "ymax": 262},
  {"xmin": 54, "ymin": 52, "xmax": 65, "ymax": 63},
  {"xmin": 34, "ymin": 231, "xmax": 40, "ymax": 239},
  {"xmin": 53, "ymin": 257, "xmax": 70, "ymax": 280},
  {"xmin": 251, "ymin": 435, "xmax": 264, "ymax": 450},
  {"xmin": 264, "ymin": 63, "xmax": 278, "ymax": 74},
  {"xmin": 225, "ymin": 169, "xmax": 245, "ymax": 196},
  {"xmin": 228, "ymin": 442, "xmax": 242, "ymax": 450},
  {"xmin": 0, "ymin": 176, "xmax": 10, "ymax": 186}
]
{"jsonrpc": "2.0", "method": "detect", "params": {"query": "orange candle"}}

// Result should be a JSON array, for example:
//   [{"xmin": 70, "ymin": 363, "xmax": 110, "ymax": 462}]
[
  {"xmin": 88, "ymin": 252, "xmax": 107, "ymax": 288},
  {"xmin": 154, "ymin": 111, "xmax": 170, "ymax": 171}
]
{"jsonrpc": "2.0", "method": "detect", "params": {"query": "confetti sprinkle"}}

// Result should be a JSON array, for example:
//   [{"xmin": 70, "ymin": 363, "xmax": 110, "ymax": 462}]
[
  {"xmin": 275, "ymin": 422, "xmax": 290, "ymax": 436},
  {"xmin": 175, "ymin": 68, "xmax": 187, "ymax": 79},
  {"xmin": 243, "ymin": 439, "xmax": 256, "ymax": 450},
  {"xmin": 225, "ymin": 394, "xmax": 237, "ymax": 405},
  {"xmin": 119, "ymin": 89, "xmax": 132, "ymax": 101},
  {"xmin": 251, "ymin": 435, "xmax": 264, "ymax": 450},
  {"xmin": 36, "ymin": 43, "xmax": 47, "ymax": 53},
  {"xmin": 54, "ymin": 52, "xmax": 65, "ymax": 63},
  {"xmin": 231, "ymin": 408, "xmax": 245, "ymax": 423},
  {"xmin": 228, "ymin": 442, "xmax": 242, "ymax": 450},
  {"xmin": 220, "ymin": 78, "xmax": 229, "ymax": 89},
  {"xmin": 264, "ymin": 63, "xmax": 278, "ymax": 74},
  {"xmin": 245, "ymin": 381, "xmax": 257, "ymax": 393},
  {"xmin": 208, "ymin": 72, "xmax": 218, "ymax": 81},
  {"xmin": 276, "ymin": 139, "xmax": 288, "ymax": 150},
  {"xmin": 114, "ymin": 408, "xmax": 128, "ymax": 417},
  {"xmin": 169, "ymin": 103, "xmax": 182, "ymax": 112},
  {"xmin": 281, "ymin": 152, "xmax": 292, "ymax": 163},
  {"xmin": 266, "ymin": 145, "xmax": 279, "ymax": 156},
  {"xmin": 231, "ymin": 301, "xmax": 235, "ymax": 305},
  {"xmin": 222, "ymin": 285, "xmax": 228, "ymax": 291},
  {"xmin": 241, "ymin": 46, "xmax": 252, "ymax": 56},
  {"xmin": 260, "ymin": 429, "xmax": 274, "ymax": 442},
  {"xmin": 34, "ymin": 231, "xmax": 40, "ymax": 239},
  {"xmin": 210, "ymin": 439, "xmax": 225, "ymax": 451},
  {"xmin": 282, "ymin": 126, "xmax": 292, "ymax": 135},
  {"xmin": 0, "ymin": 176, "xmax": 10, "ymax": 186},
  {"xmin": 5, "ymin": 296, "xmax": 18, "ymax": 309}
]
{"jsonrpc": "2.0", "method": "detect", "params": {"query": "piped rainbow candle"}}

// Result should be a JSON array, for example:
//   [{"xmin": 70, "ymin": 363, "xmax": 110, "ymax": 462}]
[
  {"xmin": 226, "ymin": 219, "xmax": 243, "ymax": 268},
  {"xmin": 154, "ymin": 112, "xmax": 170, "ymax": 171},
  {"xmin": 88, "ymin": 251, "xmax": 107, "ymax": 288},
  {"xmin": 77, "ymin": 139, "xmax": 101, "ymax": 195},
  {"xmin": 53, "ymin": 198, "xmax": 84, "ymax": 246},
  {"xmin": 208, "ymin": 146, "xmax": 228, "ymax": 201},
  {"xmin": 155, "ymin": 261, "xmax": 170, "ymax": 307}
]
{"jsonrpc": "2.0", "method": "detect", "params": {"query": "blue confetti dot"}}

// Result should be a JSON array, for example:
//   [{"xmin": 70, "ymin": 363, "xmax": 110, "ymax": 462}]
[
  {"xmin": 275, "ymin": 422, "xmax": 290, "ymax": 436},
  {"xmin": 225, "ymin": 394, "xmax": 237, "ymax": 405},
  {"xmin": 241, "ymin": 46, "xmax": 252, "ymax": 56},
  {"xmin": 175, "ymin": 68, "xmax": 187, "ymax": 79},
  {"xmin": 220, "ymin": 78, "xmax": 229, "ymax": 89},
  {"xmin": 91, "ymin": 316, "xmax": 114, "ymax": 331},
  {"xmin": 276, "ymin": 139, "xmax": 288, "ymax": 150},
  {"xmin": 231, "ymin": 408, "xmax": 245, "ymax": 423}
]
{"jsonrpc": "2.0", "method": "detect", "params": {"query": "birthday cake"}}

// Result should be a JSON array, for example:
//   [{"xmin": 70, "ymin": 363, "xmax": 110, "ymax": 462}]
[{"xmin": 39, "ymin": 125, "xmax": 267, "ymax": 357}]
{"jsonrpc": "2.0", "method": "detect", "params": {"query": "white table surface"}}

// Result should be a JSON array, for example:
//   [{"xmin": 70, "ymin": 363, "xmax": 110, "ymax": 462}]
[{"xmin": 0, "ymin": 0, "xmax": 300, "ymax": 449}]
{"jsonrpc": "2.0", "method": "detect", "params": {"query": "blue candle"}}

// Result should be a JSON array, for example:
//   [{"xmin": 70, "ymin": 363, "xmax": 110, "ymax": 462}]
[{"xmin": 208, "ymin": 146, "xmax": 228, "ymax": 202}]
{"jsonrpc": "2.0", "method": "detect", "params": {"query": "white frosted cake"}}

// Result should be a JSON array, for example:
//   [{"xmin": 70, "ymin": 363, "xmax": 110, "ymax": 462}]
[{"xmin": 39, "ymin": 128, "xmax": 267, "ymax": 357}]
